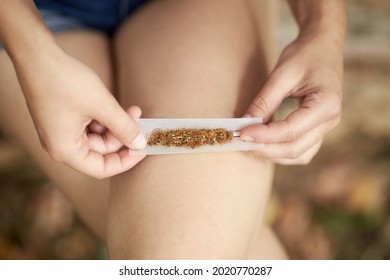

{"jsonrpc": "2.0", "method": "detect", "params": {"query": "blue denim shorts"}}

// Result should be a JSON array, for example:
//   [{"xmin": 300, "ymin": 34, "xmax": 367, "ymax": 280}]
[{"xmin": 0, "ymin": 0, "xmax": 148, "ymax": 49}]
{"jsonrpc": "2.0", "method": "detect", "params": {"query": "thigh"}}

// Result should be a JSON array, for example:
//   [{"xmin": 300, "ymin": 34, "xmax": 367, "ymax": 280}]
[
  {"xmin": 107, "ymin": 0, "xmax": 275, "ymax": 259},
  {"xmin": 115, "ymin": 0, "xmax": 271, "ymax": 116},
  {"xmin": 0, "ymin": 31, "xmax": 112, "ymax": 240}
]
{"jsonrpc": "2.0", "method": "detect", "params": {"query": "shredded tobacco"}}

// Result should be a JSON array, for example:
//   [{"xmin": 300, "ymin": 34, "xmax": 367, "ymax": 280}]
[{"xmin": 147, "ymin": 128, "xmax": 233, "ymax": 149}]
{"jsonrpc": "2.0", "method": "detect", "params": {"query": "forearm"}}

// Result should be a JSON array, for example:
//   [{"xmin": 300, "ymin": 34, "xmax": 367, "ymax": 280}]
[
  {"xmin": 0, "ymin": 0, "xmax": 58, "ymax": 65},
  {"xmin": 287, "ymin": 0, "xmax": 346, "ymax": 44}
]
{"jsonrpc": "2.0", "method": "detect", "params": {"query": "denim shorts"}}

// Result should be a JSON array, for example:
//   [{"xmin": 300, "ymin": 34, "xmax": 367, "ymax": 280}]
[{"xmin": 0, "ymin": 0, "xmax": 148, "ymax": 50}]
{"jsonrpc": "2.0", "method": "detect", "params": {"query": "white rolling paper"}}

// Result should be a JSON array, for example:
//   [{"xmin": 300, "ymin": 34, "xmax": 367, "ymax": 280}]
[{"xmin": 130, "ymin": 118, "xmax": 263, "ymax": 155}]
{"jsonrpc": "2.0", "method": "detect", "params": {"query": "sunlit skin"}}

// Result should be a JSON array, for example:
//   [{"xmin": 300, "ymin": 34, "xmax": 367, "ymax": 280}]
[{"xmin": 0, "ymin": 0, "xmax": 345, "ymax": 259}]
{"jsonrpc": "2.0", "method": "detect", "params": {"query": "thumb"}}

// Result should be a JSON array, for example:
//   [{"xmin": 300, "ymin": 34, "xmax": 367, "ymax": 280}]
[
  {"xmin": 126, "ymin": 105, "xmax": 143, "ymax": 120},
  {"xmin": 94, "ymin": 97, "xmax": 146, "ymax": 150},
  {"xmin": 246, "ymin": 70, "xmax": 293, "ymax": 122}
]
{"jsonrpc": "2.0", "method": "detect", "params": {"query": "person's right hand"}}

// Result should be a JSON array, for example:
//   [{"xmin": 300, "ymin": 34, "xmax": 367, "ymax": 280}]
[{"xmin": 14, "ymin": 47, "xmax": 146, "ymax": 179}]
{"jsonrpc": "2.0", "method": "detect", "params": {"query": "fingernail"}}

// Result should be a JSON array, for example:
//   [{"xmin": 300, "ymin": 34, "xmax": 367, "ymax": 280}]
[
  {"xmin": 242, "ymin": 114, "xmax": 252, "ymax": 118},
  {"xmin": 240, "ymin": 135, "xmax": 254, "ymax": 142},
  {"xmin": 132, "ymin": 133, "xmax": 147, "ymax": 150}
]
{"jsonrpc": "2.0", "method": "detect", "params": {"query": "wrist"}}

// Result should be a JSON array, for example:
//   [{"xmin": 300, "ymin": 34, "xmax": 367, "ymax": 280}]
[
  {"xmin": 15, "ymin": 37, "xmax": 66, "ymax": 73},
  {"xmin": 0, "ymin": 0, "xmax": 62, "ymax": 67},
  {"xmin": 10, "ymin": 32, "xmax": 64, "ymax": 69},
  {"xmin": 289, "ymin": 0, "xmax": 346, "ymax": 47},
  {"xmin": 298, "ymin": 16, "xmax": 346, "ymax": 47}
]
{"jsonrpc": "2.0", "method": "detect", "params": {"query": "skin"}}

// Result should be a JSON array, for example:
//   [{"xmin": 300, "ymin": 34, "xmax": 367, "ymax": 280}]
[
  {"xmin": 241, "ymin": 0, "xmax": 346, "ymax": 165},
  {"xmin": 0, "ymin": 0, "xmax": 147, "ymax": 179},
  {"xmin": 0, "ymin": 32, "xmax": 113, "ymax": 240},
  {"xmin": 0, "ymin": 0, "xmax": 345, "ymax": 259},
  {"xmin": 108, "ymin": 0, "xmax": 275, "ymax": 258}
]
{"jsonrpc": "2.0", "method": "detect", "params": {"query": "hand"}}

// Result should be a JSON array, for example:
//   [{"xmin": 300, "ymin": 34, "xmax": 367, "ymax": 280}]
[
  {"xmin": 241, "ymin": 32, "xmax": 343, "ymax": 165},
  {"xmin": 15, "ymin": 48, "xmax": 147, "ymax": 178}
]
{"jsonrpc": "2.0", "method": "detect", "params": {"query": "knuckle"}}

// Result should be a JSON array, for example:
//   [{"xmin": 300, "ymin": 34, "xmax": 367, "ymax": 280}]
[
  {"xmin": 46, "ymin": 143, "xmax": 66, "ymax": 163},
  {"xmin": 120, "ymin": 118, "xmax": 140, "ymax": 142},
  {"xmin": 296, "ymin": 154, "xmax": 313, "ymax": 165},
  {"xmin": 327, "ymin": 94, "xmax": 342, "ymax": 119},
  {"xmin": 287, "ymin": 145, "xmax": 303, "ymax": 159},
  {"xmin": 47, "ymin": 145, "xmax": 64, "ymax": 162},
  {"xmin": 251, "ymin": 95, "xmax": 269, "ymax": 114},
  {"xmin": 93, "ymin": 173, "xmax": 107, "ymax": 180},
  {"xmin": 330, "ymin": 104, "xmax": 341, "ymax": 119},
  {"xmin": 333, "ymin": 114, "xmax": 342, "ymax": 127},
  {"xmin": 86, "ymin": 165, "xmax": 108, "ymax": 180},
  {"xmin": 285, "ymin": 128, "xmax": 298, "ymax": 142},
  {"xmin": 83, "ymin": 165, "xmax": 102, "ymax": 179}
]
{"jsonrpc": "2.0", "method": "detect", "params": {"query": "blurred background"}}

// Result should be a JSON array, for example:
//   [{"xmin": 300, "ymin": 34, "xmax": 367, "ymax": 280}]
[{"xmin": 0, "ymin": 0, "xmax": 389, "ymax": 259}]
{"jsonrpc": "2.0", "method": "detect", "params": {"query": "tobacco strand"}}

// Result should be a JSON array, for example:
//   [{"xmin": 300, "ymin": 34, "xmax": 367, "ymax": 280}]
[{"xmin": 147, "ymin": 128, "xmax": 233, "ymax": 149}]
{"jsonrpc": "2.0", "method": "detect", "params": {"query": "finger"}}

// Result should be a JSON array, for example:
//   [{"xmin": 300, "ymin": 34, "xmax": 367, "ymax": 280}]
[
  {"xmin": 87, "ymin": 132, "xmax": 123, "ymax": 155},
  {"xmin": 93, "ymin": 95, "xmax": 146, "ymax": 150},
  {"xmin": 88, "ymin": 105, "xmax": 141, "ymax": 135},
  {"xmin": 126, "ymin": 105, "xmax": 142, "ymax": 120},
  {"xmin": 88, "ymin": 120, "xmax": 107, "ymax": 134},
  {"xmin": 271, "ymin": 141, "xmax": 322, "ymax": 165},
  {"xmin": 245, "ymin": 68, "xmax": 298, "ymax": 122},
  {"xmin": 241, "ymin": 91, "xmax": 341, "ymax": 144},
  {"xmin": 251, "ymin": 120, "xmax": 333, "ymax": 160},
  {"xmin": 70, "ymin": 148, "xmax": 145, "ymax": 179},
  {"xmin": 88, "ymin": 106, "xmax": 144, "ymax": 154}
]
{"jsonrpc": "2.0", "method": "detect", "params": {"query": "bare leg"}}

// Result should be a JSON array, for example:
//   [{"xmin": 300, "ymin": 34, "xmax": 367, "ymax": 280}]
[
  {"xmin": 0, "ymin": 31, "xmax": 112, "ymax": 240},
  {"xmin": 107, "ymin": 0, "xmax": 285, "ymax": 259},
  {"xmin": 0, "ymin": 2, "xmax": 286, "ymax": 259},
  {"xmin": 247, "ymin": 227, "xmax": 288, "ymax": 259}
]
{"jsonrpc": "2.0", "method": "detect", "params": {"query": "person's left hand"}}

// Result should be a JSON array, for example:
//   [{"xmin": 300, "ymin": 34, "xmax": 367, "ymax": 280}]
[{"xmin": 240, "ymin": 32, "xmax": 344, "ymax": 165}]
